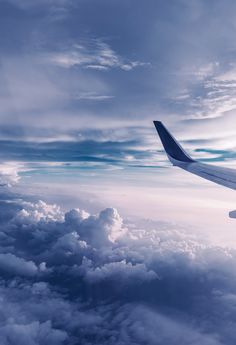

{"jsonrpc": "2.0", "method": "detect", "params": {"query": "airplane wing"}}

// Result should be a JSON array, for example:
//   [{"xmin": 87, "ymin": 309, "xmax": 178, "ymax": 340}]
[{"xmin": 153, "ymin": 121, "xmax": 236, "ymax": 191}]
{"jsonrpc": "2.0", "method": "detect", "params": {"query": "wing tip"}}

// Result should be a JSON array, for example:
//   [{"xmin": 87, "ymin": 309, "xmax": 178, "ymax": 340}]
[
  {"xmin": 153, "ymin": 120, "xmax": 162, "ymax": 126},
  {"xmin": 153, "ymin": 120, "xmax": 194, "ymax": 163},
  {"xmin": 153, "ymin": 121, "xmax": 165, "ymax": 133}
]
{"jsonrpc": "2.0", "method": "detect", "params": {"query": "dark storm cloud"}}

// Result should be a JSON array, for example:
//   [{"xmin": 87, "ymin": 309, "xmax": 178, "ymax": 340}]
[{"xmin": 0, "ymin": 190, "xmax": 235, "ymax": 344}]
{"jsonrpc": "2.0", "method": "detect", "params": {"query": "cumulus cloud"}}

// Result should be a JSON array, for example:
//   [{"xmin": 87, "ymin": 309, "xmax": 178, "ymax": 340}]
[
  {"xmin": 14, "ymin": 200, "xmax": 63, "ymax": 223},
  {"xmin": 81, "ymin": 258, "xmax": 158, "ymax": 284},
  {"xmin": 0, "ymin": 193, "xmax": 235, "ymax": 344}
]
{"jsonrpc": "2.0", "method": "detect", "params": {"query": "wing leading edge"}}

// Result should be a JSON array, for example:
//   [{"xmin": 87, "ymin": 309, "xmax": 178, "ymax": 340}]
[{"xmin": 154, "ymin": 121, "xmax": 236, "ymax": 191}]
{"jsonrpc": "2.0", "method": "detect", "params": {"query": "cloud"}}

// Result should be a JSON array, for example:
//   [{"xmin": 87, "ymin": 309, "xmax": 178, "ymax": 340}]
[
  {"xmin": 14, "ymin": 200, "xmax": 63, "ymax": 223},
  {"xmin": 0, "ymin": 321, "xmax": 67, "ymax": 345},
  {"xmin": 0, "ymin": 192, "xmax": 235, "ymax": 343},
  {"xmin": 0, "ymin": 136, "xmax": 155, "ymax": 169},
  {"xmin": 107, "ymin": 304, "xmax": 222, "ymax": 345},
  {"xmin": 47, "ymin": 39, "xmax": 148, "ymax": 72},
  {"xmin": 0, "ymin": 253, "xmax": 38, "ymax": 277},
  {"xmin": 74, "ymin": 92, "xmax": 114, "ymax": 101},
  {"xmin": 0, "ymin": 57, "xmax": 67, "ymax": 115},
  {"xmin": 3, "ymin": 0, "xmax": 71, "ymax": 10},
  {"xmin": 180, "ymin": 63, "xmax": 236, "ymax": 120},
  {"xmin": 81, "ymin": 258, "xmax": 158, "ymax": 284},
  {"xmin": 0, "ymin": 163, "xmax": 21, "ymax": 186}
]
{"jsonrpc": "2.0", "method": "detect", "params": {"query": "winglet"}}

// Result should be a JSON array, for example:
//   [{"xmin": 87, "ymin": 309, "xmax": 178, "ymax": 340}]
[{"xmin": 153, "ymin": 121, "xmax": 194, "ymax": 164}]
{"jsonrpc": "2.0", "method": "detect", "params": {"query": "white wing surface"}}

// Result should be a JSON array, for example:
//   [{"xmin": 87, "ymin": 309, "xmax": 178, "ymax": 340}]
[{"xmin": 154, "ymin": 121, "xmax": 236, "ymax": 191}]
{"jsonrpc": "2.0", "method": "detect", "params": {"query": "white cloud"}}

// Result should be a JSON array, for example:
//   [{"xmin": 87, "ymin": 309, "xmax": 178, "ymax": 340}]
[
  {"xmin": 0, "ymin": 163, "xmax": 21, "ymax": 186},
  {"xmin": 74, "ymin": 92, "xmax": 114, "ymax": 101},
  {"xmin": 53, "ymin": 232, "xmax": 88, "ymax": 255},
  {"xmin": 174, "ymin": 62, "xmax": 236, "ymax": 120},
  {"xmin": 63, "ymin": 207, "xmax": 127, "ymax": 247},
  {"xmin": 14, "ymin": 200, "xmax": 63, "ymax": 224},
  {"xmin": 47, "ymin": 39, "xmax": 148, "ymax": 72}
]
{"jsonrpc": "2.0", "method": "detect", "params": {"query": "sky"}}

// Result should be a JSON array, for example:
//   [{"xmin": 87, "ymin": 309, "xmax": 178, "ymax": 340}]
[
  {"xmin": 0, "ymin": 0, "xmax": 236, "ymax": 236},
  {"xmin": 2, "ymin": 0, "xmax": 236, "ymax": 344}
]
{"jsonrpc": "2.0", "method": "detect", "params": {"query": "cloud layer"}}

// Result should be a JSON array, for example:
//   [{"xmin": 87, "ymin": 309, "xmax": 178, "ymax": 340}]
[{"xmin": 0, "ymin": 191, "xmax": 235, "ymax": 344}]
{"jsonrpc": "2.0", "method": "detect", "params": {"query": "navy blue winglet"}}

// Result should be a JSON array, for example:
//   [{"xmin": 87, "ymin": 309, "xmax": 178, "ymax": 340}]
[{"xmin": 153, "ymin": 121, "xmax": 194, "ymax": 163}]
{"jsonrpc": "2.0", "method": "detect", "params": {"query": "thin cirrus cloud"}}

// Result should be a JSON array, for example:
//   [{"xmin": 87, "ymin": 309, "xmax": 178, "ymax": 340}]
[
  {"xmin": 46, "ymin": 39, "xmax": 148, "ymax": 71},
  {"xmin": 173, "ymin": 62, "xmax": 236, "ymax": 121},
  {"xmin": 74, "ymin": 92, "xmax": 114, "ymax": 101}
]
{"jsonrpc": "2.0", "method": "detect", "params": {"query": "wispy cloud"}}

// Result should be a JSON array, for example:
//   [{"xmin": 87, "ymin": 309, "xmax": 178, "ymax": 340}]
[
  {"xmin": 47, "ymin": 39, "xmax": 149, "ymax": 71},
  {"xmin": 173, "ymin": 62, "xmax": 236, "ymax": 120},
  {"xmin": 5, "ymin": 0, "xmax": 71, "ymax": 9},
  {"xmin": 74, "ymin": 92, "xmax": 114, "ymax": 101}
]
